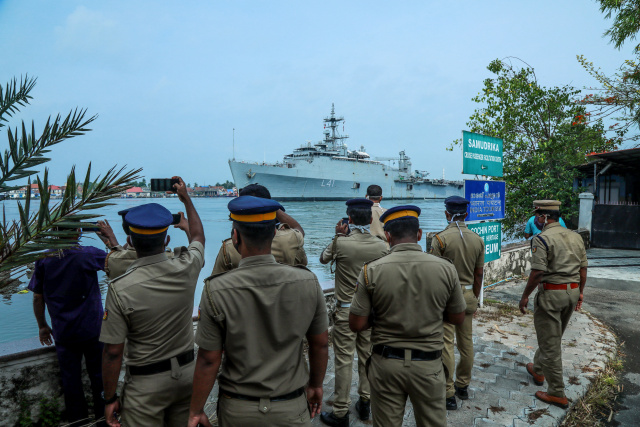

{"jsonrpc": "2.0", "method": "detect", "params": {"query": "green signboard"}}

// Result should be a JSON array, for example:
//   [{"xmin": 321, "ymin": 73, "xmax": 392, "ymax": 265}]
[
  {"xmin": 468, "ymin": 221, "xmax": 502, "ymax": 263},
  {"xmin": 462, "ymin": 131, "xmax": 503, "ymax": 177}
]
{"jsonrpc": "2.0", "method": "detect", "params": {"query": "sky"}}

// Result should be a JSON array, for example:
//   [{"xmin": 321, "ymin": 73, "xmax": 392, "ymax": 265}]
[{"xmin": 0, "ymin": 0, "xmax": 635, "ymax": 186}]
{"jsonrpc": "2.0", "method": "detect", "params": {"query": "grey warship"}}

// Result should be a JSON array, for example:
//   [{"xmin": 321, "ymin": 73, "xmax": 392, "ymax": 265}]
[{"xmin": 229, "ymin": 104, "xmax": 463, "ymax": 201}]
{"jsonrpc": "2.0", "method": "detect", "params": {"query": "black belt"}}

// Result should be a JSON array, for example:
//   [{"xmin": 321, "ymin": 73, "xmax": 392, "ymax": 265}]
[
  {"xmin": 372, "ymin": 344, "xmax": 441, "ymax": 361},
  {"xmin": 220, "ymin": 387, "xmax": 305, "ymax": 402},
  {"xmin": 128, "ymin": 350, "xmax": 194, "ymax": 376}
]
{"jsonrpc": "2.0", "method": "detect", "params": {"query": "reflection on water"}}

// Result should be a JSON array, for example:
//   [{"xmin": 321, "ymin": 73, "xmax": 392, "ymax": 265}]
[{"xmin": 0, "ymin": 198, "xmax": 448, "ymax": 343}]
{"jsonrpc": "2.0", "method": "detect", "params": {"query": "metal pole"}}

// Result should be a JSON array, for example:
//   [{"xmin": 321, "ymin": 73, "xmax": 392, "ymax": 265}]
[{"xmin": 233, "ymin": 128, "xmax": 235, "ymax": 161}]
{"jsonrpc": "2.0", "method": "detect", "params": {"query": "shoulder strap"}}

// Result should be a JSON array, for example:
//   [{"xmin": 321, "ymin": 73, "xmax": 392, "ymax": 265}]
[
  {"xmin": 362, "ymin": 263, "xmax": 374, "ymax": 295},
  {"xmin": 329, "ymin": 234, "xmax": 341, "ymax": 274},
  {"xmin": 221, "ymin": 239, "xmax": 234, "ymax": 270},
  {"xmin": 532, "ymin": 235, "xmax": 549, "ymax": 251},
  {"xmin": 434, "ymin": 233, "xmax": 445, "ymax": 250},
  {"xmin": 203, "ymin": 282, "xmax": 227, "ymax": 341}
]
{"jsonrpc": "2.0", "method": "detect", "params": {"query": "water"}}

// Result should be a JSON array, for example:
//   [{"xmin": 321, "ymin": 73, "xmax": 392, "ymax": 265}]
[{"xmin": 0, "ymin": 198, "xmax": 448, "ymax": 344}]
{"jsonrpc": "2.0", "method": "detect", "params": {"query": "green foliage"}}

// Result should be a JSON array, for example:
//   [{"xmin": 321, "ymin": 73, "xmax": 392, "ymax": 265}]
[
  {"xmin": 17, "ymin": 396, "xmax": 32, "ymax": 427},
  {"xmin": 598, "ymin": 0, "xmax": 640, "ymax": 49},
  {"xmin": 0, "ymin": 76, "xmax": 141, "ymax": 291},
  {"xmin": 215, "ymin": 180, "xmax": 235, "ymax": 189},
  {"xmin": 38, "ymin": 397, "xmax": 61, "ymax": 427},
  {"xmin": 128, "ymin": 178, "xmax": 147, "ymax": 188},
  {"xmin": 452, "ymin": 59, "xmax": 616, "ymax": 237},
  {"xmin": 577, "ymin": 49, "xmax": 640, "ymax": 145}
]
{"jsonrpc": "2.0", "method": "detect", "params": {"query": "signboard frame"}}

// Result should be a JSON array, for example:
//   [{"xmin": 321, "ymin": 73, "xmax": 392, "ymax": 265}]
[
  {"xmin": 462, "ymin": 130, "xmax": 504, "ymax": 177},
  {"xmin": 464, "ymin": 179, "xmax": 506, "ymax": 222}
]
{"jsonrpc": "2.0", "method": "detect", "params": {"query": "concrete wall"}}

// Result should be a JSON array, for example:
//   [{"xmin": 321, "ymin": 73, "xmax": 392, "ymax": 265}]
[{"xmin": 483, "ymin": 243, "xmax": 531, "ymax": 285}]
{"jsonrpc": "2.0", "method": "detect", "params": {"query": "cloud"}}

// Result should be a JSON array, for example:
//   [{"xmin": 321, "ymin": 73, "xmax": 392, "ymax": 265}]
[{"xmin": 54, "ymin": 5, "xmax": 120, "ymax": 55}]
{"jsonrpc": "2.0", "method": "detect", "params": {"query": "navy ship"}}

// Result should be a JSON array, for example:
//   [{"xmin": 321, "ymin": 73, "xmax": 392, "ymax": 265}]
[{"xmin": 229, "ymin": 105, "xmax": 463, "ymax": 201}]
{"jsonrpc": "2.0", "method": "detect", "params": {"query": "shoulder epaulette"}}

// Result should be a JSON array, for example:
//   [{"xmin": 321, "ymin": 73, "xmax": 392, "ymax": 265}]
[
  {"xmin": 221, "ymin": 238, "xmax": 234, "ymax": 270},
  {"xmin": 434, "ymin": 233, "xmax": 445, "ymax": 249},
  {"xmin": 203, "ymin": 270, "xmax": 231, "ymax": 283},
  {"xmin": 202, "ymin": 282, "xmax": 226, "ymax": 331},
  {"xmin": 109, "ymin": 267, "xmax": 136, "ymax": 285},
  {"xmin": 531, "ymin": 235, "xmax": 549, "ymax": 251}
]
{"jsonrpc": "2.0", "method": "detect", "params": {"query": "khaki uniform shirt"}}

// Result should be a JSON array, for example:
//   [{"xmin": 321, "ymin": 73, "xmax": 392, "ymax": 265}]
[
  {"xmin": 320, "ymin": 230, "xmax": 388, "ymax": 303},
  {"xmin": 196, "ymin": 255, "xmax": 328, "ymax": 397},
  {"xmin": 370, "ymin": 203, "xmax": 387, "ymax": 242},
  {"xmin": 350, "ymin": 243, "xmax": 466, "ymax": 352},
  {"xmin": 430, "ymin": 222, "xmax": 485, "ymax": 286},
  {"xmin": 99, "ymin": 241, "xmax": 204, "ymax": 365},
  {"xmin": 530, "ymin": 222, "xmax": 588, "ymax": 284},
  {"xmin": 210, "ymin": 224, "xmax": 307, "ymax": 275},
  {"xmin": 104, "ymin": 246, "xmax": 139, "ymax": 279}
]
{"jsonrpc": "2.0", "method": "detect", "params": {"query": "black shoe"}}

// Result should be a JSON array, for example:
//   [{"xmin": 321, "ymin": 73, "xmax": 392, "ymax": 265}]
[
  {"xmin": 320, "ymin": 411, "xmax": 349, "ymax": 427},
  {"xmin": 446, "ymin": 396, "xmax": 457, "ymax": 410},
  {"xmin": 355, "ymin": 398, "xmax": 371, "ymax": 421},
  {"xmin": 455, "ymin": 384, "xmax": 469, "ymax": 400}
]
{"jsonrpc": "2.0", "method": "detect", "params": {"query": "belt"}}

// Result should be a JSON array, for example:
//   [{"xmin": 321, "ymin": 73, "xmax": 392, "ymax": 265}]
[
  {"xmin": 463, "ymin": 285, "xmax": 473, "ymax": 290},
  {"xmin": 542, "ymin": 283, "xmax": 579, "ymax": 290},
  {"xmin": 336, "ymin": 300, "xmax": 351, "ymax": 308},
  {"xmin": 128, "ymin": 350, "xmax": 194, "ymax": 376},
  {"xmin": 220, "ymin": 387, "xmax": 305, "ymax": 402},
  {"xmin": 372, "ymin": 344, "xmax": 441, "ymax": 361}
]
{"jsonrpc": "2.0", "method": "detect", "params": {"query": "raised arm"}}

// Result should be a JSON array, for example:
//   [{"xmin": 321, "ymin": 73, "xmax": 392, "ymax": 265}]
[
  {"xmin": 276, "ymin": 209, "xmax": 304, "ymax": 236},
  {"xmin": 173, "ymin": 176, "xmax": 205, "ymax": 246}
]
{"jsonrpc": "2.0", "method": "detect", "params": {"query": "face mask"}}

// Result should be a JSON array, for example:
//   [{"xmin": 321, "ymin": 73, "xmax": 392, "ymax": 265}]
[
  {"xmin": 446, "ymin": 210, "xmax": 465, "ymax": 239},
  {"xmin": 349, "ymin": 224, "xmax": 370, "ymax": 233}
]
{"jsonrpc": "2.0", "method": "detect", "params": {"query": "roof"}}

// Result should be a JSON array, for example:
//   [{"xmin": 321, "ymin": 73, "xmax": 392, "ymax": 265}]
[
  {"xmin": 126, "ymin": 187, "xmax": 144, "ymax": 193},
  {"xmin": 587, "ymin": 147, "xmax": 640, "ymax": 167}
]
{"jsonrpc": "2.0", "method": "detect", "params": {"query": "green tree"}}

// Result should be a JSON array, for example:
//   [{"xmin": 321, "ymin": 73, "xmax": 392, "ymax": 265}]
[
  {"xmin": 452, "ymin": 59, "xmax": 617, "ymax": 237},
  {"xmin": 0, "ymin": 76, "xmax": 141, "ymax": 291},
  {"xmin": 598, "ymin": 0, "xmax": 640, "ymax": 49},
  {"xmin": 215, "ymin": 180, "xmax": 235, "ymax": 189}
]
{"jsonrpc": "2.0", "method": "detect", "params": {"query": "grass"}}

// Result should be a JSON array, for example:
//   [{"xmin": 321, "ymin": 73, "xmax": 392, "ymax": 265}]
[
  {"xmin": 476, "ymin": 299, "xmax": 525, "ymax": 322},
  {"xmin": 561, "ymin": 347, "xmax": 624, "ymax": 426}
]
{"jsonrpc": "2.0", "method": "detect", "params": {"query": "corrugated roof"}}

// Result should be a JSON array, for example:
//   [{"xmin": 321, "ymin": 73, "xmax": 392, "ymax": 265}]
[{"xmin": 587, "ymin": 147, "xmax": 640, "ymax": 167}]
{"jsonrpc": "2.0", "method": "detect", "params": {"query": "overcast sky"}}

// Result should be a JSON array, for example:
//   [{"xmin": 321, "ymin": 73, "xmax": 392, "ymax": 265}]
[{"xmin": 0, "ymin": 1, "xmax": 634, "ymax": 186}]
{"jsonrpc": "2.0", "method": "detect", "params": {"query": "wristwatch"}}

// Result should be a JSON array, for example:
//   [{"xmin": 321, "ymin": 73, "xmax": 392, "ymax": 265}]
[{"xmin": 101, "ymin": 391, "xmax": 119, "ymax": 404}]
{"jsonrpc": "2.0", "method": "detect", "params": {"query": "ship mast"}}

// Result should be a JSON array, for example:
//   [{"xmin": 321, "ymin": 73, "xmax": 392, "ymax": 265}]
[{"xmin": 323, "ymin": 103, "xmax": 349, "ymax": 150}]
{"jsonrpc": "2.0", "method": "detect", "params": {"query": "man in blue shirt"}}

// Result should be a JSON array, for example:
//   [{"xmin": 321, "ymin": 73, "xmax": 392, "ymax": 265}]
[
  {"xmin": 29, "ymin": 239, "xmax": 107, "ymax": 426},
  {"xmin": 524, "ymin": 215, "xmax": 566, "ymax": 239}
]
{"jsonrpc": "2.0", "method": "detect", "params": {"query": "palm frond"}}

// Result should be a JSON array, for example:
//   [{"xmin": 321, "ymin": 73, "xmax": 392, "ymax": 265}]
[
  {"xmin": 0, "ymin": 164, "xmax": 141, "ymax": 291},
  {"xmin": 0, "ymin": 75, "xmax": 36, "ymax": 130},
  {"xmin": 0, "ymin": 108, "xmax": 97, "ymax": 191}
]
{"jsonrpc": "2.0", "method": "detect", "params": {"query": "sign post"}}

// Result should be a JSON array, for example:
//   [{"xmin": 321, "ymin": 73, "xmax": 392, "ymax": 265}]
[
  {"xmin": 464, "ymin": 180, "xmax": 506, "ymax": 222},
  {"xmin": 462, "ymin": 131, "xmax": 503, "ymax": 177}
]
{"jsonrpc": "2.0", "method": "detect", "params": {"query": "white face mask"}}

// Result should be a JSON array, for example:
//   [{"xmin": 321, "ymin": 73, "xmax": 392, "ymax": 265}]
[{"xmin": 349, "ymin": 224, "xmax": 370, "ymax": 233}]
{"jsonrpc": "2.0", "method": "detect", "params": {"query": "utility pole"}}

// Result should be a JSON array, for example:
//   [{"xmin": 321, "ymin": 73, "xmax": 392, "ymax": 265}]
[{"xmin": 233, "ymin": 128, "xmax": 235, "ymax": 161}]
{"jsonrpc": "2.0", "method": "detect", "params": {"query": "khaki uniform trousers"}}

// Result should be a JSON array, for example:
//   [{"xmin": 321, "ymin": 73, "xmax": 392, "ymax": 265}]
[
  {"xmin": 368, "ymin": 353, "xmax": 445, "ymax": 427},
  {"xmin": 218, "ymin": 392, "xmax": 310, "ymax": 426},
  {"xmin": 532, "ymin": 286, "xmax": 580, "ymax": 398},
  {"xmin": 442, "ymin": 289, "xmax": 478, "ymax": 398},
  {"xmin": 332, "ymin": 306, "xmax": 371, "ymax": 416},
  {"xmin": 121, "ymin": 359, "xmax": 195, "ymax": 426}
]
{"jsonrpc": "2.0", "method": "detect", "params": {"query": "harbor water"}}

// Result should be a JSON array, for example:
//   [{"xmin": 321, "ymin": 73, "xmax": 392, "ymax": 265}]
[{"xmin": 0, "ymin": 197, "xmax": 449, "ymax": 344}]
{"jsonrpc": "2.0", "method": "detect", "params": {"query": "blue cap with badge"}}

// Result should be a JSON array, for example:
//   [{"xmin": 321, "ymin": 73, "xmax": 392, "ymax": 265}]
[
  {"xmin": 444, "ymin": 196, "xmax": 470, "ymax": 214},
  {"xmin": 346, "ymin": 198, "xmax": 373, "ymax": 208},
  {"xmin": 379, "ymin": 205, "xmax": 421, "ymax": 228},
  {"xmin": 124, "ymin": 203, "xmax": 173, "ymax": 235},
  {"xmin": 228, "ymin": 196, "xmax": 283, "ymax": 223}
]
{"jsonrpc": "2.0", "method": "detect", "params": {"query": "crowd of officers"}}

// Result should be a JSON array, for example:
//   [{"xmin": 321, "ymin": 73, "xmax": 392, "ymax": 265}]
[{"xmin": 28, "ymin": 178, "xmax": 588, "ymax": 427}]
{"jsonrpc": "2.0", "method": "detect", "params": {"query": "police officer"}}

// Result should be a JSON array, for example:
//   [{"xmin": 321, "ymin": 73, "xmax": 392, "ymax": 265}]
[
  {"xmin": 430, "ymin": 196, "xmax": 485, "ymax": 410},
  {"xmin": 98, "ymin": 210, "xmax": 189, "ymax": 279},
  {"xmin": 349, "ymin": 206, "xmax": 467, "ymax": 427},
  {"xmin": 319, "ymin": 198, "xmax": 388, "ymax": 426},
  {"xmin": 188, "ymin": 196, "xmax": 329, "ymax": 427},
  {"xmin": 210, "ymin": 184, "xmax": 307, "ymax": 274},
  {"xmin": 519, "ymin": 200, "xmax": 588, "ymax": 409},
  {"xmin": 100, "ymin": 177, "xmax": 205, "ymax": 426},
  {"xmin": 366, "ymin": 185, "xmax": 387, "ymax": 243}
]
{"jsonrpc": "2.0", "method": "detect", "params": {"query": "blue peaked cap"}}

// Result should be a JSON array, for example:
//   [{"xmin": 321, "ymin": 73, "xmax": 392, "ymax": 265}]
[
  {"xmin": 124, "ymin": 203, "xmax": 173, "ymax": 232},
  {"xmin": 379, "ymin": 205, "xmax": 421, "ymax": 225},
  {"xmin": 228, "ymin": 196, "xmax": 283, "ymax": 223},
  {"xmin": 346, "ymin": 198, "xmax": 373, "ymax": 208},
  {"xmin": 445, "ymin": 196, "xmax": 470, "ymax": 213}
]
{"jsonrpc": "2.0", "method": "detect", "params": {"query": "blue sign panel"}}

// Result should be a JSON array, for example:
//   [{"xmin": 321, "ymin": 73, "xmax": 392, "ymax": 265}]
[{"xmin": 464, "ymin": 180, "xmax": 506, "ymax": 222}]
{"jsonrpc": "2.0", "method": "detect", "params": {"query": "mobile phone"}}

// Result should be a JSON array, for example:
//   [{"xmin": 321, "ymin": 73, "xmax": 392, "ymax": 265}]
[
  {"xmin": 171, "ymin": 214, "xmax": 181, "ymax": 225},
  {"xmin": 150, "ymin": 178, "xmax": 180, "ymax": 192},
  {"xmin": 341, "ymin": 217, "xmax": 349, "ymax": 226},
  {"xmin": 81, "ymin": 222, "xmax": 100, "ymax": 232}
]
